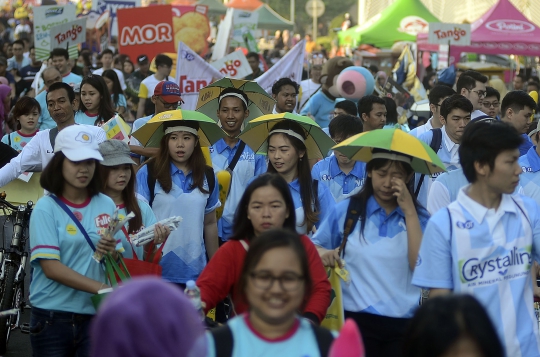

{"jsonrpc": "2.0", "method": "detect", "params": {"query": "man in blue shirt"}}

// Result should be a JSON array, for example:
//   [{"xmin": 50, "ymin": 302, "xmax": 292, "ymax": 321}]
[
  {"xmin": 415, "ymin": 95, "xmax": 473, "ymax": 207},
  {"xmin": 51, "ymin": 48, "xmax": 82, "ymax": 86},
  {"xmin": 36, "ymin": 67, "xmax": 62, "ymax": 129},
  {"xmin": 271, "ymin": 78, "xmax": 298, "ymax": 114},
  {"xmin": 413, "ymin": 120, "xmax": 540, "ymax": 357},
  {"xmin": 312, "ymin": 114, "xmax": 365, "ymax": 202},
  {"xmin": 209, "ymin": 87, "xmax": 266, "ymax": 241},
  {"xmin": 357, "ymin": 95, "xmax": 386, "ymax": 132},
  {"xmin": 501, "ymin": 90, "xmax": 536, "ymax": 156},
  {"xmin": 456, "ymin": 70, "xmax": 488, "ymax": 120},
  {"xmin": 409, "ymin": 85, "xmax": 455, "ymax": 138}
]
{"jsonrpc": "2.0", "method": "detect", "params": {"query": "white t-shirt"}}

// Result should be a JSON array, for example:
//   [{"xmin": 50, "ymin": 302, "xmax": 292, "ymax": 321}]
[
  {"xmin": 138, "ymin": 75, "xmax": 166, "ymax": 99},
  {"xmin": 92, "ymin": 67, "xmax": 126, "ymax": 91}
]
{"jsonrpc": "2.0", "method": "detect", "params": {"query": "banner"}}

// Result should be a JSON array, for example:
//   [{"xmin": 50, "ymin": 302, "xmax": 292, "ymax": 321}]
[
  {"xmin": 176, "ymin": 41, "xmax": 222, "ymax": 110},
  {"xmin": 93, "ymin": 0, "xmax": 141, "ymax": 37},
  {"xmin": 34, "ymin": 4, "xmax": 77, "ymax": 61},
  {"xmin": 172, "ymin": 5, "xmax": 210, "ymax": 57},
  {"xmin": 211, "ymin": 7, "xmax": 233, "ymax": 61},
  {"xmin": 79, "ymin": 11, "xmax": 110, "ymax": 54},
  {"xmin": 210, "ymin": 49, "xmax": 252, "ymax": 79},
  {"xmin": 255, "ymin": 40, "xmax": 305, "ymax": 94},
  {"xmin": 230, "ymin": 9, "xmax": 258, "ymax": 52},
  {"xmin": 50, "ymin": 19, "xmax": 87, "ymax": 51},
  {"xmin": 117, "ymin": 5, "xmax": 175, "ymax": 65}
]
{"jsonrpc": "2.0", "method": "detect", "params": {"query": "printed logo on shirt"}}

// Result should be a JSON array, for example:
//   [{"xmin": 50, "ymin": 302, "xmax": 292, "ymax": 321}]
[
  {"xmin": 14, "ymin": 136, "xmax": 21, "ymax": 143},
  {"xmin": 66, "ymin": 224, "xmax": 77, "ymax": 235},
  {"xmin": 21, "ymin": 142, "xmax": 27, "ymax": 148},
  {"xmin": 456, "ymin": 220, "xmax": 474, "ymax": 229},
  {"xmin": 73, "ymin": 211, "xmax": 83, "ymax": 221},
  {"xmin": 94, "ymin": 214, "xmax": 111, "ymax": 229},
  {"xmin": 522, "ymin": 166, "xmax": 534, "ymax": 173},
  {"xmin": 75, "ymin": 132, "xmax": 92, "ymax": 144},
  {"xmin": 355, "ymin": 178, "xmax": 365, "ymax": 187},
  {"xmin": 209, "ymin": 146, "xmax": 214, "ymax": 153},
  {"xmin": 416, "ymin": 255, "xmax": 422, "ymax": 267},
  {"xmin": 321, "ymin": 174, "xmax": 331, "ymax": 181},
  {"xmin": 459, "ymin": 245, "xmax": 532, "ymax": 286},
  {"xmin": 240, "ymin": 152, "xmax": 255, "ymax": 162}
]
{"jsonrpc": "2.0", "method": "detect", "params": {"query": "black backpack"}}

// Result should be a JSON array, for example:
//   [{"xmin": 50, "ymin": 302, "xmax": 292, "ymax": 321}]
[
  {"xmin": 211, "ymin": 323, "xmax": 334, "ymax": 357},
  {"xmin": 145, "ymin": 159, "xmax": 215, "ymax": 207},
  {"xmin": 414, "ymin": 128, "xmax": 442, "ymax": 198}
]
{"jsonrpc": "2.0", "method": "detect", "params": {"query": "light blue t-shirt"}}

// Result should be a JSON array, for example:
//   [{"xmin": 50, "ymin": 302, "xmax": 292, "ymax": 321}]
[
  {"xmin": 412, "ymin": 189, "xmax": 540, "ymax": 357},
  {"xmin": 519, "ymin": 146, "xmax": 540, "ymax": 207},
  {"xmin": 136, "ymin": 162, "xmax": 220, "ymax": 283},
  {"xmin": 75, "ymin": 111, "xmax": 103, "ymax": 126},
  {"xmin": 36, "ymin": 90, "xmax": 56, "ymax": 130},
  {"xmin": 209, "ymin": 138, "xmax": 267, "ymax": 240},
  {"xmin": 1, "ymin": 130, "xmax": 38, "ymax": 152},
  {"xmin": 62, "ymin": 72, "xmax": 82, "ymax": 85},
  {"xmin": 112, "ymin": 93, "xmax": 127, "ymax": 110},
  {"xmin": 205, "ymin": 315, "xmax": 326, "ymax": 357},
  {"xmin": 289, "ymin": 178, "xmax": 335, "ymax": 235},
  {"xmin": 117, "ymin": 199, "xmax": 157, "ymax": 259},
  {"xmin": 312, "ymin": 196, "xmax": 429, "ymax": 318},
  {"xmin": 415, "ymin": 128, "xmax": 459, "ymax": 207},
  {"xmin": 311, "ymin": 155, "xmax": 366, "ymax": 202},
  {"xmin": 29, "ymin": 194, "xmax": 125, "ymax": 315},
  {"xmin": 300, "ymin": 90, "xmax": 335, "ymax": 128}
]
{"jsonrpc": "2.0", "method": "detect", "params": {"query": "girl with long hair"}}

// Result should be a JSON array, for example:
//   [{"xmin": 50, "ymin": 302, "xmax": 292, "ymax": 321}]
[
  {"xmin": 197, "ymin": 174, "xmax": 330, "ymax": 324},
  {"xmin": 313, "ymin": 149, "xmax": 430, "ymax": 357},
  {"xmin": 98, "ymin": 139, "xmax": 168, "ymax": 259},
  {"xmin": 1, "ymin": 96, "xmax": 39, "ymax": 151},
  {"xmin": 75, "ymin": 74, "xmax": 116, "ymax": 126},
  {"xmin": 136, "ymin": 120, "xmax": 220, "ymax": 286},
  {"xmin": 266, "ymin": 120, "xmax": 335, "ymax": 235},
  {"xmin": 205, "ymin": 229, "xmax": 334, "ymax": 357},
  {"xmin": 102, "ymin": 69, "xmax": 127, "ymax": 117},
  {"xmin": 29, "ymin": 126, "xmax": 123, "ymax": 356}
]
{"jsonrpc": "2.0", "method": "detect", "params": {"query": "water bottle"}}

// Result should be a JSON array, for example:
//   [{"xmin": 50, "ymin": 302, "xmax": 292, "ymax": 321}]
[{"xmin": 184, "ymin": 280, "xmax": 204, "ymax": 319}]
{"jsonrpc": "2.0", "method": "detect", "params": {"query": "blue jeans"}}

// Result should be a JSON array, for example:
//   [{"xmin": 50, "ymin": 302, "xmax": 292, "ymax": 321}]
[{"xmin": 30, "ymin": 307, "xmax": 93, "ymax": 357}]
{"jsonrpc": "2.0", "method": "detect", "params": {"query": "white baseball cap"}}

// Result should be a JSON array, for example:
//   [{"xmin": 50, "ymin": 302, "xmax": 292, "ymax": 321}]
[{"xmin": 54, "ymin": 125, "xmax": 103, "ymax": 162}]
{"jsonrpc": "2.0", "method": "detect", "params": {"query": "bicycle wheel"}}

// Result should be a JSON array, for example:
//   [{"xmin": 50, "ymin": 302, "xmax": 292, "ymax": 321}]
[{"xmin": 0, "ymin": 264, "xmax": 17, "ymax": 355}]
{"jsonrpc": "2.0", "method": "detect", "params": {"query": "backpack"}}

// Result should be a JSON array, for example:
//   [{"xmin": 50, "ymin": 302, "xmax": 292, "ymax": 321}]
[
  {"xmin": 414, "ymin": 128, "xmax": 442, "ymax": 198},
  {"xmin": 211, "ymin": 323, "xmax": 334, "ymax": 357},
  {"xmin": 145, "ymin": 159, "xmax": 215, "ymax": 207}
]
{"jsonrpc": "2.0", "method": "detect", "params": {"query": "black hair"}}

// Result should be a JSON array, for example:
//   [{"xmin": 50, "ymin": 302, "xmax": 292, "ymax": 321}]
[
  {"xmin": 456, "ymin": 75, "xmax": 476, "ymax": 94},
  {"xmin": 238, "ymin": 228, "xmax": 312, "ymax": 311},
  {"xmin": 102, "ymin": 69, "xmax": 123, "ymax": 107},
  {"xmin": 368, "ymin": 64, "xmax": 379, "ymax": 73},
  {"xmin": 459, "ymin": 120, "xmax": 522, "ymax": 183},
  {"xmin": 501, "ymin": 90, "xmax": 537, "ymax": 119},
  {"xmin": 383, "ymin": 97, "xmax": 398, "ymax": 125},
  {"xmin": 218, "ymin": 87, "xmax": 249, "ymax": 111},
  {"xmin": 403, "ymin": 295, "xmax": 504, "ymax": 357},
  {"xmin": 527, "ymin": 81, "xmax": 540, "ymax": 92},
  {"xmin": 529, "ymin": 75, "xmax": 540, "ymax": 84},
  {"xmin": 357, "ymin": 95, "xmax": 385, "ymax": 119},
  {"xmin": 100, "ymin": 49, "xmax": 114, "ymax": 57},
  {"xmin": 230, "ymin": 174, "xmax": 296, "ymax": 242},
  {"xmin": 484, "ymin": 86, "xmax": 500, "ymax": 101},
  {"xmin": 41, "ymin": 152, "xmax": 102, "ymax": 197},
  {"xmin": 352, "ymin": 149, "xmax": 427, "ymax": 236},
  {"xmin": 428, "ymin": 85, "xmax": 456, "ymax": 106},
  {"xmin": 79, "ymin": 75, "xmax": 116, "ymax": 125},
  {"xmin": 155, "ymin": 54, "xmax": 173, "ymax": 68},
  {"xmin": 440, "ymin": 94, "xmax": 473, "ymax": 120},
  {"xmin": 12, "ymin": 40, "xmax": 24, "ymax": 48},
  {"xmin": 461, "ymin": 70, "xmax": 488, "ymax": 84},
  {"xmin": 334, "ymin": 99, "xmax": 357, "ymax": 116},
  {"xmin": 515, "ymin": 73, "xmax": 527, "ymax": 82},
  {"xmin": 50, "ymin": 48, "xmax": 69, "ymax": 60},
  {"xmin": 12, "ymin": 96, "xmax": 40, "ymax": 130},
  {"xmin": 246, "ymin": 52, "xmax": 259, "ymax": 62},
  {"xmin": 328, "ymin": 114, "xmax": 362, "ymax": 140},
  {"xmin": 271, "ymin": 78, "xmax": 299, "ymax": 95},
  {"xmin": 47, "ymin": 82, "xmax": 75, "ymax": 103},
  {"xmin": 267, "ymin": 120, "xmax": 319, "ymax": 232}
]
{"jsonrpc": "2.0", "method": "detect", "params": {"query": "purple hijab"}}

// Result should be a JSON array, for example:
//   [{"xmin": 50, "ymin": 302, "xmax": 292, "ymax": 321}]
[
  {"xmin": 91, "ymin": 277, "xmax": 207, "ymax": 357},
  {"xmin": 0, "ymin": 84, "xmax": 11, "ymax": 122}
]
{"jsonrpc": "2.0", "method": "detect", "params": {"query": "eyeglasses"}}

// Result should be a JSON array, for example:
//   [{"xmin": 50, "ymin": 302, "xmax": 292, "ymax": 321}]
[
  {"xmin": 482, "ymin": 101, "xmax": 500, "ymax": 108},
  {"xmin": 158, "ymin": 98, "xmax": 180, "ymax": 110},
  {"xmin": 249, "ymin": 271, "xmax": 304, "ymax": 292},
  {"xmin": 468, "ymin": 89, "xmax": 486, "ymax": 98}
]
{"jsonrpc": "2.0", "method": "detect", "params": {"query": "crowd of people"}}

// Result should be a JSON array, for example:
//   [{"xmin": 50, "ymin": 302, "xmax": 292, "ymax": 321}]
[{"xmin": 0, "ymin": 16, "xmax": 539, "ymax": 356}]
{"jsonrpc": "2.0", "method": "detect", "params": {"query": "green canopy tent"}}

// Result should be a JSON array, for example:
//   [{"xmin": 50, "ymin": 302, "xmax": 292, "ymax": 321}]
[
  {"xmin": 196, "ymin": 0, "xmax": 227, "ymax": 16},
  {"xmin": 339, "ymin": 0, "xmax": 439, "ymax": 48},
  {"xmin": 254, "ymin": 3, "xmax": 294, "ymax": 31}
]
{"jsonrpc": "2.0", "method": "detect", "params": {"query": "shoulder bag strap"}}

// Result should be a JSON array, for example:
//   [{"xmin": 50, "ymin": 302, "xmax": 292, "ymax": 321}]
[
  {"xmin": 50, "ymin": 195, "xmax": 96, "ymax": 252},
  {"xmin": 227, "ymin": 141, "xmax": 246, "ymax": 173},
  {"xmin": 239, "ymin": 239, "xmax": 249, "ymax": 251},
  {"xmin": 49, "ymin": 127, "xmax": 59, "ymax": 149},
  {"xmin": 121, "ymin": 226, "xmax": 138, "ymax": 260},
  {"xmin": 415, "ymin": 128, "xmax": 442, "ymax": 198},
  {"xmin": 144, "ymin": 240, "xmax": 166, "ymax": 264},
  {"xmin": 211, "ymin": 325, "xmax": 234, "ymax": 357},
  {"xmin": 311, "ymin": 324, "xmax": 334, "ymax": 356}
]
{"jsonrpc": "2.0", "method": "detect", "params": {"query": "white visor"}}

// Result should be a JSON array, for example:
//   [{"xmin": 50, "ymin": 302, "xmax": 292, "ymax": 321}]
[
  {"xmin": 164, "ymin": 126, "xmax": 199, "ymax": 136},
  {"xmin": 371, "ymin": 152, "xmax": 412, "ymax": 165},
  {"xmin": 268, "ymin": 129, "xmax": 305, "ymax": 143}
]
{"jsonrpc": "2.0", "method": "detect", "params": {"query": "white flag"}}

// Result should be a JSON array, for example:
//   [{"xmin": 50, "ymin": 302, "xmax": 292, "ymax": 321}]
[
  {"xmin": 255, "ymin": 40, "xmax": 306, "ymax": 94},
  {"xmin": 176, "ymin": 42, "xmax": 223, "ymax": 110}
]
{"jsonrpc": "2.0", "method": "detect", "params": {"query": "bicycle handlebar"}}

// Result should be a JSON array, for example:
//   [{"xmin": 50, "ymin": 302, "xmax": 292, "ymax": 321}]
[{"xmin": 0, "ymin": 195, "xmax": 33, "ymax": 212}]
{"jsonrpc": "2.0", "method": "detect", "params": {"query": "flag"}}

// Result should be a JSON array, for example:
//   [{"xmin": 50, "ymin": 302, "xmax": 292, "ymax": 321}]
[
  {"xmin": 392, "ymin": 44, "xmax": 426, "ymax": 101},
  {"xmin": 255, "ymin": 40, "xmax": 306, "ymax": 94},
  {"xmin": 176, "ymin": 42, "xmax": 223, "ymax": 110}
]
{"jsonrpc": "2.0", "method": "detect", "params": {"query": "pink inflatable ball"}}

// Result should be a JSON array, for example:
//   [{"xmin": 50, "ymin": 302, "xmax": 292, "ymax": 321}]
[
  {"xmin": 329, "ymin": 318, "xmax": 365, "ymax": 357},
  {"xmin": 336, "ymin": 66, "xmax": 375, "ymax": 100}
]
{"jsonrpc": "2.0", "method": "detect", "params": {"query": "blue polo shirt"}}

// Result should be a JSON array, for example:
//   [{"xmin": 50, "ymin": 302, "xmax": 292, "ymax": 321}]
[
  {"xmin": 519, "ymin": 146, "xmax": 540, "ymax": 206},
  {"xmin": 29, "ymin": 194, "xmax": 125, "ymax": 314},
  {"xmin": 312, "ymin": 196, "xmax": 429, "ymax": 318},
  {"xmin": 520, "ymin": 134, "xmax": 533, "ymax": 157},
  {"xmin": 210, "ymin": 138, "xmax": 267, "ymax": 240},
  {"xmin": 289, "ymin": 178, "xmax": 335, "ymax": 235},
  {"xmin": 311, "ymin": 155, "xmax": 366, "ymax": 202},
  {"xmin": 413, "ymin": 189, "xmax": 540, "ymax": 357}
]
